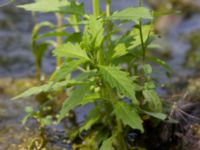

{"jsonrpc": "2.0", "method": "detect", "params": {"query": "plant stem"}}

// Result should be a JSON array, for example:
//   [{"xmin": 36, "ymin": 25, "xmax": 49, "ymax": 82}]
[
  {"xmin": 105, "ymin": 0, "xmax": 111, "ymax": 17},
  {"xmin": 105, "ymin": 0, "xmax": 112, "ymax": 65},
  {"xmin": 55, "ymin": 13, "xmax": 63, "ymax": 69},
  {"xmin": 139, "ymin": 22, "xmax": 145, "ymax": 62},
  {"xmin": 92, "ymin": 0, "xmax": 100, "ymax": 18},
  {"xmin": 70, "ymin": 15, "xmax": 80, "ymax": 32},
  {"xmin": 138, "ymin": 0, "xmax": 142, "ymax": 6},
  {"xmin": 92, "ymin": 0, "xmax": 103, "ymax": 65},
  {"xmin": 138, "ymin": 0, "xmax": 145, "ymax": 62},
  {"xmin": 36, "ymin": 61, "xmax": 41, "ymax": 80}
]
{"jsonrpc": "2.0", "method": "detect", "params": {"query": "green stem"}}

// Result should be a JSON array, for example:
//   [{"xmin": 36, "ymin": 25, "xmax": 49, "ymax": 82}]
[
  {"xmin": 92, "ymin": 0, "xmax": 103, "ymax": 65},
  {"xmin": 105, "ymin": 0, "xmax": 112, "ymax": 65},
  {"xmin": 92, "ymin": 0, "xmax": 100, "ymax": 18},
  {"xmin": 55, "ymin": 13, "xmax": 63, "ymax": 69},
  {"xmin": 138, "ymin": 0, "xmax": 142, "ymax": 6},
  {"xmin": 139, "ymin": 21, "xmax": 145, "ymax": 62},
  {"xmin": 138, "ymin": 0, "xmax": 145, "ymax": 62},
  {"xmin": 36, "ymin": 61, "xmax": 41, "ymax": 80},
  {"xmin": 105, "ymin": 0, "xmax": 111, "ymax": 17},
  {"xmin": 70, "ymin": 15, "xmax": 80, "ymax": 32}
]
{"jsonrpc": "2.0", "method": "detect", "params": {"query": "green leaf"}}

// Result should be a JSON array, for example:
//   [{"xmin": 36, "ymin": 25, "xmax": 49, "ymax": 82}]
[
  {"xmin": 99, "ymin": 66, "xmax": 138, "ymax": 104},
  {"xmin": 37, "ymin": 32, "xmax": 69, "ymax": 40},
  {"xmin": 144, "ymin": 81, "xmax": 156, "ymax": 89},
  {"xmin": 143, "ymin": 110, "xmax": 167, "ymax": 120},
  {"xmin": 53, "ymin": 42, "xmax": 90, "ymax": 61},
  {"xmin": 113, "ymin": 101, "xmax": 144, "ymax": 132},
  {"xmin": 79, "ymin": 93, "xmax": 100, "ymax": 105},
  {"xmin": 50, "ymin": 59, "xmax": 85, "ymax": 81},
  {"xmin": 111, "ymin": 7, "xmax": 153, "ymax": 21},
  {"xmin": 12, "ymin": 81, "xmax": 68, "ymax": 100},
  {"xmin": 25, "ymin": 106, "xmax": 34, "ymax": 113},
  {"xmin": 65, "ymin": 32, "xmax": 82, "ymax": 43},
  {"xmin": 95, "ymin": 129, "xmax": 110, "ymax": 148},
  {"xmin": 100, "ymin": 136, "xmax": 114, "ymax": 150},
  {"xmin": 143, "ymin": 89, "xmax": 162, "ymax": 112},
  {"xmin": 61, "ymin": 1, "xmax": 85, "ymax": 15},
  {"xmin": 41, "ymin": 116, "xmax": 53, "ymax": 126},
  {"xmin": 153, "ymin": 10, "xmax": 181, "ymax": 17},
  {"xmin": 88, "ymin": 16, "xmax": 104, "ymax": 48},
  {"xmin": 58, "ymin": 85, "xmax": 91, "ymax": 122},
  {"xmin": 17, "ymin": 0, "xmax": 69, "ymax": 13},
  {"xmin": 112, "ymin": 43, "xmax": 127, "ymax": 59},
  {"xmin": 147, "ymin": 56, "xmax": 172, "ymax": 71},
  {"xmin": 32, "ymin": 21, "xmax": 55, "ymax": 47},
  {"xmin": 33, "ymin": 43, "xmax": 48, "ymax": 67},
  {"xmin": 81, "ymin": 25, "xmax": 90, "ymax": 50},
  {"xmin": 79, "ymin": 115, "xmax": 100, "ymax": 132},
  {"xmin": 13, "ymin": 80, "xmax": 87, "ymax": 100},
  {"xmin": 128, "ymin": 24, "xmax": 153, "ymax": 51},
  {"xmin": 81, "ymin": 16, "xmax": 104, "ymax": 50},
  {"xmin": 143, "ymin": 64, "xmax": 152, "ymax": 74},
  {"xmin": 74, "ymin": 70, "xmax": 97, "ymax": 81},
  {"xmin": 79, "ymin": 101, "xmax": 107, "ymax": 132},
  {"xmin": 22, "ymin": 113, "xmax": 34, "ymax": 125}
]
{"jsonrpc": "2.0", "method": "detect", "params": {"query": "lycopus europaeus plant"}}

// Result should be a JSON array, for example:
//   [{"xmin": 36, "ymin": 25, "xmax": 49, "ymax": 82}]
[{"xmin": 14, "ymin": 0, "xmax": 171, "ymax": 149}]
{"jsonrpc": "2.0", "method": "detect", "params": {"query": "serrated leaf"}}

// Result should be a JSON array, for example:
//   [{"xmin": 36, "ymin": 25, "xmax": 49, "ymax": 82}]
[
  {"xmin": 17, "ymin": 0, "xmax": 69, "ymax": 13},
  {"xmin": 111, "ymin": 7, "xmax": 153, "ymax": 21},
  {"xmin": 113, "ymin": 101, "xmax": 144, "ymax": 132},
  {"xmin": 88, "ymin": 16, "xmax": 104, "ymax": 48},
  {"xmin": 82, "ymin": 16, "xmax": 104, "ymax": 50},
  {"xmin": 58, "ymin": 85, "xmax": 91, "ymax": 122},
  {"xmin": 112, "ymin": 43, "xmax": 127, "ymax": 59},
  {"xmin": 99, "ymin": 66, "xmax": 138, "ymax": 104},
  {"xmin": 128, "ymin": 24, "xmax": 153, "ymax": 51},
  {"xmin": 53, "ymin": 42, "xmax": 90, "ymax": 61}
]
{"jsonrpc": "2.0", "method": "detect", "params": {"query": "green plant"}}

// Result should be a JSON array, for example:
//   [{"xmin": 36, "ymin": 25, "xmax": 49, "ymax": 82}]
[
  {"xmin": 22, "ymin": 0, "xmax": 84, "ymax": 79},
  {"xmin": 14, "ymin": 0, "xmax": 170, "ymax": 149},
  {"xmin": 23, "ymin": 106, "xmax": 53, "ymax": 150}
]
